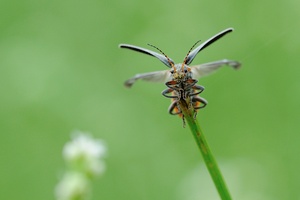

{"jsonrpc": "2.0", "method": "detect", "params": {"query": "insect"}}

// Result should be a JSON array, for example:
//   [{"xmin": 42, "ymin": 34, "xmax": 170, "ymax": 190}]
[{"xmin": 120, "ymin": 28, "xmax": 241, "ymax": 126}]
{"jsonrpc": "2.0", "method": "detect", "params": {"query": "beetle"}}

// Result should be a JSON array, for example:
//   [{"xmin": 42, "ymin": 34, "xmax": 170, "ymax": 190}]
[{"xmin": 119, "ymin": 28, "xmax": 240, "ymax": 125}]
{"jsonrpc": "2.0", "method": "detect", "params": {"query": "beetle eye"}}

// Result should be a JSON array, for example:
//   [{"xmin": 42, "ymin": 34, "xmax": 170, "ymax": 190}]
[
  {"xmin": 170, "ymin": 70, "xmax": 174, "ymax": 74},
  {"xmin": 184, "ymin": 69, "xmax": 188, "ymax": 73}
]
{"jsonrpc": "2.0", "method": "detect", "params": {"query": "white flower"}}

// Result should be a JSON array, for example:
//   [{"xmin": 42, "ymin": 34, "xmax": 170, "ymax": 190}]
[
  {"xmin": 55, "ymin": 172, "xmax": 90, "ymax": 200},
  {"xmin": 63, "ymin": 131, "xmax": 107, "ymax": 176},
  {"xmin": 55, "ymin": 131, "xmax": 107, "ymax": 200}
]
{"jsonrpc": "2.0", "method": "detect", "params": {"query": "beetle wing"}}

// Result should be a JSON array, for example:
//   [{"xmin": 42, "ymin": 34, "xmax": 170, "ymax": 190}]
[
  {"xmin": 119, "ymin": 44, "xmax": 174, "ymax": 68},
  {"xmin": 190, "ymin": 59, "xmax": 241, "ymax": 79},
  {"xmin": 185, "ymin": 28, "xmax": 234, "ymax": 65},
  {"xmin": 125, "ymin": 70, "xmax": 171, "ymax": 88}
]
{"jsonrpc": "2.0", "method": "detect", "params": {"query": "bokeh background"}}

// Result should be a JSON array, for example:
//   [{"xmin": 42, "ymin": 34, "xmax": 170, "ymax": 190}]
[{"xmin": 1, "ymin": 0, "xmax": 300, "ymax": 199}]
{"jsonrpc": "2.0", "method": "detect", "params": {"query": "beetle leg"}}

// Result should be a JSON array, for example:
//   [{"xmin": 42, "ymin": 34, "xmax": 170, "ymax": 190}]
[
  {"xmin": 168, "ymin": 100, "xmax": 181, "ymax": 115},
  {"xmin": 165, "ymin": 80, "xmax": 180, "ymax": 90},
  {"xmin": 189, "ymin": 84, "xmax": 205, "ymax": 96},
  {"xmin": 185, "ymin": 79, "xmax": 198, "ymax": 89},
  {"xmin": 162, "ymin": 88, "xmax": 178, "ymax": 99},
  {"xmin": 193, "ymin": 96, "xmax": 208, "ymax": 110},
  {"xmin": 168, "ymin": 100, "xmax": 186, "ymax": 127},
  {"xmin": 181, "ymin": 79, "xmax": 199, "ymax": 99},
  {"xmin": 182, "ymin": 115, "xmax": 186, "ymax": 128},
  {"xmin": 192, "ymin": 96, "xmax": 208, "ymax": 119},
  {"xmin": 165, "ymin": 81, "xmax": 184, "ymax": 99}
]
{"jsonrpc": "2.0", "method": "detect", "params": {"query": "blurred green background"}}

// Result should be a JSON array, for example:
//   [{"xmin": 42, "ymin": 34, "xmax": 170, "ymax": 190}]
[{"xmin": 1, "ymin": 0, "xmax": 300, "ymax": 199}]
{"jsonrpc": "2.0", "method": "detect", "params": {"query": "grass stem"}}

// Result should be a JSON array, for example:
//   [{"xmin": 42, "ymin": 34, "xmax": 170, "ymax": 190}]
[{"xmin": 178, "ymin": 99, "xmax": 232, "ymax": 200}]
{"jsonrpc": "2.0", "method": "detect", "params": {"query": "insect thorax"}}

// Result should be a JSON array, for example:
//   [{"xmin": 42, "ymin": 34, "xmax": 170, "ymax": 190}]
[
  {"xmin": 171, "ymin": 63, "xmax": 193, "ymax": 82},
  {"xmin": 167, "ymin": 63, "xmax": 195, "ymax": 100}
]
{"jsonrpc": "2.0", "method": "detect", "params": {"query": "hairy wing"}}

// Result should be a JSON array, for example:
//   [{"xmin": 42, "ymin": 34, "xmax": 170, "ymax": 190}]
[
  {"xmin": 191, "ymin": 59, "xmax": 241, "ymax": 79},
  {"xmin": 124, "ymin": 70, "xmax": 171, "ymax": 88}
]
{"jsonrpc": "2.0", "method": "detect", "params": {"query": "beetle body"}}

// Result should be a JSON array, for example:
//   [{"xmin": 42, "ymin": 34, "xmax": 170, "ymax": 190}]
[{"xmin": 120, "ymin": 28, "xmax": 241, "ymax": 125}]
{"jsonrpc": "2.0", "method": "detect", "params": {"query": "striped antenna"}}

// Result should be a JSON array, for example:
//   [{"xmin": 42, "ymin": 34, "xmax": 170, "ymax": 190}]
[
  {"xmin": 181, "ymin": 40, "xmax": 201, "ymax": 71},
  {"xmin": 147, "ymin": 44, "xmax": 175, "ymax": 71}
]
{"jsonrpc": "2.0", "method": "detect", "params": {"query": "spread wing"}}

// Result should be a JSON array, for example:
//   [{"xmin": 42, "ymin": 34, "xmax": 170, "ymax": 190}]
[
  {"xmin": 185, "ymin": 28, "xmax": 234, "ymax": 65},
  {"xmin": 124, "ymin": 70, "xmax": 171, "ymax": 88},
  {"xmin": 191, "ymin": 59, "xmax": 241, "ymax": 79},
  {"xmin": 119, "ymin": 44, "xmax": 174, "ymax": 68}
]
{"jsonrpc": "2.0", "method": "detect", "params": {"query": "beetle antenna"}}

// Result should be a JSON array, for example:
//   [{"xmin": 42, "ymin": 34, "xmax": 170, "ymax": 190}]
[
  {"xmin": 148, "ymin": 44, "xmax": 175, "ymax": 71},
  {"xmin": 182, "ymin": 40, "xmax": 201, "ymax": 71}
]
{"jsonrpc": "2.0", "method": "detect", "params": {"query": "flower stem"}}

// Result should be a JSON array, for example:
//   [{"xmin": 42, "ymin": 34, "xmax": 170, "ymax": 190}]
[{"xmin": 178, "ymin": 99, "xmax": 232, "ymax": 200}]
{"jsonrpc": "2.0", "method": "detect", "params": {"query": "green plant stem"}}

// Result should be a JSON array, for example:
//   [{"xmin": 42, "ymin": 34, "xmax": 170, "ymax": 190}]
[{"xmin": 178, "ymin": 99, "xmax": 232, "ymax": 200}]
